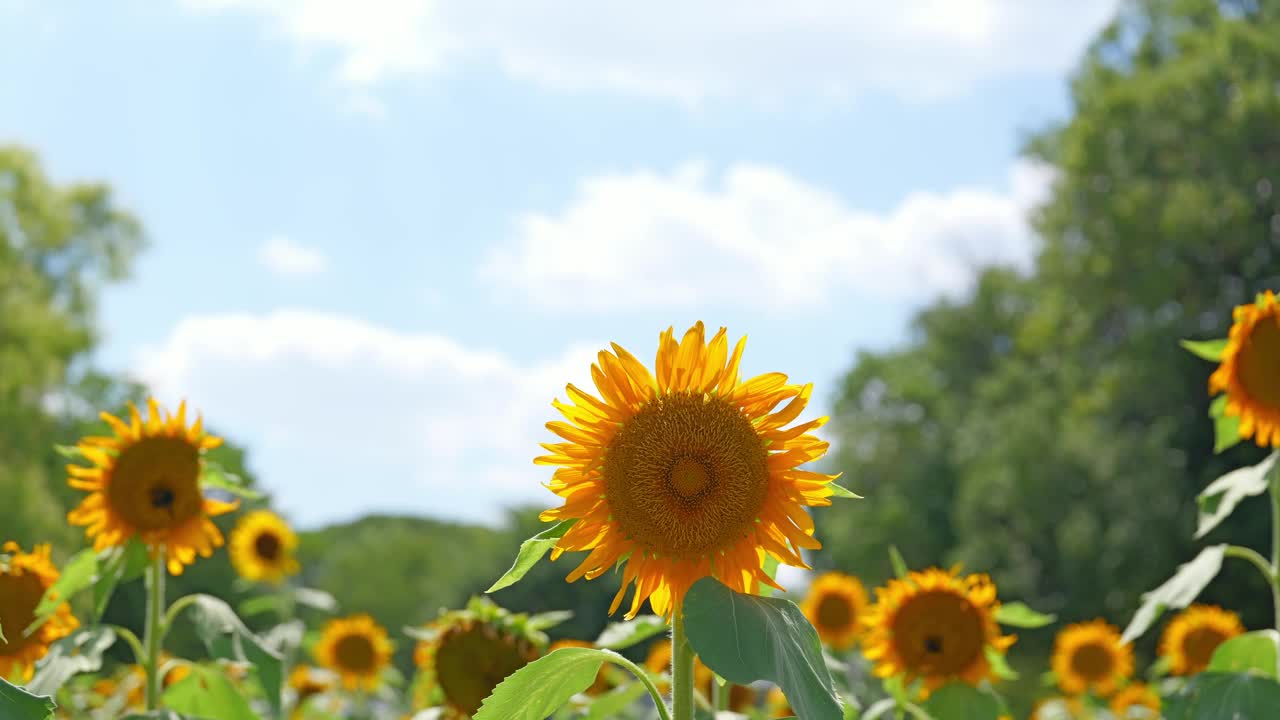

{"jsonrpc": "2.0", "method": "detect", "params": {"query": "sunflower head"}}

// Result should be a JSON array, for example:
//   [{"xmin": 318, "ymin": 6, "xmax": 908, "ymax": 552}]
[
  {"xmin": 314, "ymin": 614, "xmax": 395, "ymax": 691},
  {"xmin": 1209, "ymin": 290, "xmax": 1280, "ymax": 448},
  {"xmin": 1051, "ymin": 619, "xmax": 1133, "ymax": 697},
  {"xmin": 0, "ymin": 542, "xmax": 80, "ymax": 681},
  {"xmin": 413, "ymin": 597, "xmax": 543, "ymax": 718},
  {"xmin": 289, "ymin": 664, "xmax": 335, "ymax": 707},
  {"xmin": 65, "ymin": 399, "xmax": 236, "ymax": 575},
  {"xmin": 538, "ymin": 322, "xmax": 839, "ymax": 619},
  {"xmin": 1159, "ymin": 604, "xmax": 1244, "ymax": 676},
  {"xmin": 229, "ymin": 510, "xmax": 300, "ymax": 584},
  {"xmin": 861, "ymin": 567, "xmax": 1015, "ymax": 695},
  {"xmin": 801, "ymin": 571, "xmax": 868, "ymax": 651},
  {"xmin": 1110, "ymin": 682, "xmax": 1160, "ymax": 718}
]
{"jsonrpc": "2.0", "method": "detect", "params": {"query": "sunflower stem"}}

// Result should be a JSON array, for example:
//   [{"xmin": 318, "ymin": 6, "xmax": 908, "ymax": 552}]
[
  {"xmin": 1270, "ymin": 463, "xmax": 1280, "ymax": 630},
  {"xmin": 671, "ymin": 611, "xmax": 695, "ymax": 720},
  {"xmin": 143, "ymin": 549, "xmax": 166, "ymax": 710}
]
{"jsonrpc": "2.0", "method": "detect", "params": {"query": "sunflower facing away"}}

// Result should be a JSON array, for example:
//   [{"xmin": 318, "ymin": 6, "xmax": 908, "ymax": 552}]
[
  {"xmin": 538, "ymin": 322, "xmax": 840, "ymax": 618},
  {"xmin": 1110, "ymin": 682, "xmax": 1161, "ymax": 718},
  {"xmin": 861, "ymin": 567, "xmax": 1015, "ymax": 694},
  {"xmin": 1210, "ymin": 290, "xmax": 1280, "ymax": 448},
  {"xmin": 229, "ymin": 510, "xmax": 300, "ymax": 584},
  {"xmin": 1051, "ymin": 619, "xmax": 1133, "ymax": 697},
  {"xmin": 315, "ymin": 614, "xmax": 395, "ymax": 691},
  {"xmin": 0, "ymin": 542, "xmax": 79, "ymax": 681},
  {"xmin": 1159, "ymin": 604, "xmax": 1244, "ymax": 676},
  {"xmin": 66, "ymin": 399, "xmax": 236, "ymax": 575},
  {"xmin": 801, "ymin": 571, "xmax": 868, "ymax": 651}
]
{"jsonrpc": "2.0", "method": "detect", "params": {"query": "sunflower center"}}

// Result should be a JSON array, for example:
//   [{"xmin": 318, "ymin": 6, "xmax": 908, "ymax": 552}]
[
  {"xmin": 0, "ymin": 572, "xmax": 44, "ymax": 653},
  {"xmin": 1238, "ymin": 315, "xmax": 1280, "ymax": 407},
  {"xmin": 435, "ymin": 624, "xmax": 536, "ymax": 716},
  {"xmin": 816, "ymin": 594, "xmax": 854, "ymax": 630},
  {"xmin": 891, "ymin": 590, "xmax": 986, "ymax": 677},
  {"xmin": 1182, "ymin": 627, "xmax": 1228, "ymax": 672},
  {"xmin": 334, "ymin": 634, "xmax": 376, "ymax": 673},
  {"xmin": 603, "ymin": 392, "xmax": 769, "ymax": 558},
  {"xmin": 253, "ymin": 532, "xmax": 282, "ymax": 562},
  {"xmin": 1069, "ymin": 642, "xmax": 1115, "ymax": 681},
  {"xmin": 107, "ymin": 437, "xmax": 203, "ymax": 532}
]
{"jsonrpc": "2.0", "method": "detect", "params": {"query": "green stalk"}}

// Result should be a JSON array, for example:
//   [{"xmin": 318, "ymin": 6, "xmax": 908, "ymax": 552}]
[
  {"xmin": 1271, "ymin": 465, "xmax": 1280, "ymax": 630},
  {"xmin": 671, "ymin": 612, "xmax": 695, "ymax": 720},
  {"xmin": 143, "ymin": 550, "xmax": 166, "ymax": 710}
]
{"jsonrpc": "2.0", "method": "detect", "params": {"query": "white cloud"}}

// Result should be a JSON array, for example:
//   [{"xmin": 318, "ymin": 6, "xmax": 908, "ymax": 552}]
[
  {"xmin": 257, "ymin": 236, "xmax": 329, "ymax": 277},
  {"xmin": 480, "ymin": 160, "xmax": 1053, "ymax": 311},
  {"xmin": 180, "ymin": 0, "xmax": 1117, "ymax": 104}
]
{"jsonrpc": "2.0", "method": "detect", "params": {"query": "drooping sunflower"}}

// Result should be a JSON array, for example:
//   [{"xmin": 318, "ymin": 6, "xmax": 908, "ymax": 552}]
[
  {"xmin": 538, "ymin": 322, "xmax": 839, "ymax": 618},
  {"xmin": 0, "ymin": 542, "xmax": 80, "ymax": 681},
  {"xmin": 1051, "ymin": 619, "xmax": 1133, "ymax": 697},
  {"xmin": 1110, "ymin": 682, "xmax": 1160, "ymax": 718},
  {"xmin": 315, "ymin": 614, "xmax": 395, "ymax": 691},
  {"xmin": 229, "ymin": 510, "xmax": 300, "ymax": 584},
  {"xmin": 861, "ymin": 567, "xmax": 1015, "ymax": 694},
  {"xmin": 801, "ymin": 571, "xmax": 868, "ymax": 651},
  {"xmin": 1159, "ymin": 604, "xmax": 1244, "ymax": 676},
  {"xmin": 66, "ymin": 399, "xmax": 235, "ymax": 575},
  {"xmin": 1209, "ymin": 290, "xmax": 1280, "ymax": 448}
]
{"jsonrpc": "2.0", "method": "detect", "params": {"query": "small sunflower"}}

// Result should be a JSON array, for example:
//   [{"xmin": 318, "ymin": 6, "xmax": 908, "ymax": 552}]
[
  {"xmin": 229, "ymin": 510, "xmax": 300, "ymax": 584},
  {"xmin": 1110, "ymin": 682, "xmax": 1160, "ymax": 718},
  {"xmin": 538, "ymin": 322, "xmax": 840, "ymax": 618},
  {"xmin": 1209, "ymin": 290, "xmax": 1280, "ymax": 448},
  {"xmin": 861, "ymin": 567, "xmax": 1015, "ymax": 694},
  {"xmin": 0, "ymin": 542, "xmax": 80, "ymax": 681},
  {"xmin": 66, "ymin": 399, "xmax": 235, "ymax": 575},
  {"xmin": 315, "ymin": 614, "xmax": 395, "ymax": 691},
  {"xmin": 1159, "ymin": 604, "xmax": 1244, "ymax": 676},
  {"xmin": 801, "ymin": 572, "xmax": 868, "ymax": 651},
  {"xmin": 1051, "ymin": 619, "xmax": 1133, "ymax": 697},
  {"xmin": 289, "ymin": 664, "xmax": 335, "ymax": 715},
  {"xmin": 415, "ymin": 600, "xmax": 542, "ymax": 718},
  {"xmin": 549, "ymin": 640, "xmax": 613, "ymax": 696},
  {"xmin": 766, "ymin": 687, "xmax": 794, "ymax": 718}
]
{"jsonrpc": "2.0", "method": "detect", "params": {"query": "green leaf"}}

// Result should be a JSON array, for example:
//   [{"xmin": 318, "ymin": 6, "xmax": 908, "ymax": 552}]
[
  {"xmin": 760, "ymin": 554, "xmax": 781, "ymax": 597},
  {"xmin": 1196, "ymin": 452, "xmax": 1279, "ymax": 539},
  {"xmin": 178, "ymin": 595, "xmax": 283, "ymax": 718},
  {"xmin": 921, "ymin": 682, "xmax": 1001, "ymax": 720},
  {"xmin": 1215, "ymin": 413, "xmax": 1244, "ymax": 453},
  {"xmin": 527, "ymin": 610, "xmax": 574, "ymax": 632},
  {"xmin": 594, "ymin": 615, "xmax": 667, "ymax": 650},
  {"xmin": 163, "ymin": 665, "xmax": 259, "ymax": 720},
  {"xmin": 25, "ymin": 627, "xmax": 117, "ymax": 697},
  {"xmin": 121, "ymin": 713, "xmax": 196, "ymax": 720},
  {"xmin": 983, "ymin": 645, "xmax": 1018, "ymax": 680},
  {"xmin": 1163, "ymin": 671, "xmax": 1280, "ymax": 719},
  {"xmin": 0, "ymin": 676, "xmax": 56, "ymax": 720},
  {"xmin": 1181, "ymin": 338, "xmax": 1228, "ymax": 362},
  {"xmin": 829, "ymin": 483, "xmax": 862, "ymax": 500},
  {"xmin": 486, "ymin": 521, "xmax": 575, "ymax": 593},
  {"xmin": 583, "ymin": 682, "xmax": 647, "ymax": 720},
  {"xmin": 94, "ymin": 538, "xmax": 149, "ymax": 622},
  {"xmin": 473, "ymin": 646, "xmax": 609, "ymax": 720},
  {"xmin": 53, "ymin": 444, "xmax": 85, "ymax": 460},
  {"xmin": 1207, "ymin": 630, "xmax": 1280, "ymax": 678},
  {"xmin": 888, "ymin": 546, "xmax": 909, "ymax": 579},
  {"xmin": 993, "ymin": 602, "xmax": 1056, "ymax": 628},
  {"xmin": 237, "ymin": 595, "xmax": 284, "ymax": 618},
  {"xmin": 1122, "ymin": 545, "xmax": 1226, "ymax": 643},
  {"xmin": 860, "ymin": 698, "xmax": 897, "ymax": 720},
  {"xmin": 683, "ymin": 576, "xmax": 842, "ymax": 720},
  {"xmin": 32, "ymin": 548, "xmax": 97, "ymax": 625},
  {"xmin": 200, "ymin": 462, "xmax": 263, "ymax": 500}
]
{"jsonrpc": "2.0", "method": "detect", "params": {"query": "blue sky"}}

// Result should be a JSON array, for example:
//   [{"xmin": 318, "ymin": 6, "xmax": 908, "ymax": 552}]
[{"xmin": 1, "ymin": 0, "xmax": 1117, "ymax": 528}]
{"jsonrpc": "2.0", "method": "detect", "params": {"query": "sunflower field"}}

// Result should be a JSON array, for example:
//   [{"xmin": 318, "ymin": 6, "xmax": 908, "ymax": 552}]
[{"xmin": 5, "ymin": 1, "xmax": 1280, "ymax": 719}]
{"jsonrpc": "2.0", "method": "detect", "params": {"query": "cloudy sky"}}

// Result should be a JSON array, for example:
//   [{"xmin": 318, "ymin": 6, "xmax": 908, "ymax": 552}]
[{"xmin": 1, "ymin": 0, "xmax": 1116, "ymax": 529}]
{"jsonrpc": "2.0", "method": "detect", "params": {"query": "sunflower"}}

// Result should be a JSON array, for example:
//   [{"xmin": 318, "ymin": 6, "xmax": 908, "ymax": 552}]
[
  {"xmin": 1110, "ymin": 682, "xmax": 1160, "ymax": 717},
  {"xmin": 229, "ymin": 510, "xmax": 300, "ymax": 584},
  {"xmin": 861, "ymin": 567, "xmax": 1015, "ymax": 694},
  {"xmin": 766, "ymin": 687, "xmax": 794, "ymax": 718},
  {"xmin": 315, "ymin": 614, "xmax": 395, "ymax": 691},
  {"xmin": 66, "ymin": 399, "xmax": 235, "ymax": 575},
  {"xmin": 0, "ymin": 542, "xmax": 80, "ymax": 681},
  {"xmin": 801, "ymin": 572, "xmax": 868, "ymax": 651},
  {"xmin": 1159, "ymin": 604, "xmax": 1244, "ymax": 676},
  {"xmin": 1051, "ymin": 619, "xmax": 1133, "ymax": 697},
  {"xmin": 538, "ymin": 322, "xmax": 839, "ymax": 619},
  {"xmin": 549, "ymin": 640, "xmax": 612, "ymax": 696},
  {"xmin": 1209, "ymin": 290, "xmax": 1280, "ymax": 448}
]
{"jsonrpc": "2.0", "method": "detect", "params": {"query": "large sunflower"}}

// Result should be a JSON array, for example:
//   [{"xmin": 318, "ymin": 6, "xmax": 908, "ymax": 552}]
[
  {"xmin": 1210, "ymin": 290, "xmax": 1280, "ymax": 448},
  {"xmin": 801, "ymin": 571, "xmax": 868, "ymax": 651},
  {"xmin": 1159, "ymin": 604, "xmax": 1244, "ymax": 676},
  {"xmin": 1051, "ymin": 620, "xmax": 1133, "ymax": 697},
  {"xmin": 1110, "ymin": 682, "xmax": 1160, "ymax": 718},
  {"xmin": 414, "ymin": 602, "xmax": 542, "ymax": 719},
  {"xmin": 66, "ymin": 399, "xmax": 235, "ymax": 575},
  {"xmin": 229, "ymin": 510, "xmax": 300, "ymax": 584},
  {"xmin": 314, "ymin": 614, "xmax": 394, "ymax": 691},
  {"xmin": 538, "ymin": 322, "xmax": 838, "ymax": 618},
  {"xmin": 0, "ymin": 542, "xmax": 79, "ymax": 681}
]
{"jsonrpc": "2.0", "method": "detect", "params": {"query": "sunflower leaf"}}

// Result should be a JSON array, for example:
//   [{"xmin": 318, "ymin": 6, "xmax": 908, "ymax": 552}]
[
  {"xmin": 486, "ymin": 520, "xmax": 576, "ymax": 593},
  {"xmin": 594, "ymin": 615, "xmax": 667, "ymax": 650},
  {"xmin": 921, "ymin": 682, "xmax": 1002, "ymax": 720},
  {"xmin": 1215, "ymin": 413, "xmax": 1245, "ymax": 453},
  {"xmin": 526, "ymin": 610, "xmax": 574, "ymax": 632},
  {"xmin": 993, "ymin": 602, "xmax": 1056, "ymax": 628},
  {"xmin": 0, "ymin": 676, "xmax": 56, "ymax": 720},
  {"xmin": 200, "ymin": 462, "xmax": 263, "ymax": 500},
  {"xmin": 888, "ymin": 546, "xmax": 909, "ymax": 579},
  {"xmin": 31, "ymin": 548, "xmax": 98, "ymax": 630},
  {"xmin": 93, "ymin": 538, "xmax": 149, "ymax": 622},
  {"xmin": 1181, "ymin": 338, "xmax": 1228, "ymax": 362},
  {"xmin": 760, "ymin": 554, "xmax": 781, "ymax": 597},
  {"xmin": 175, "ymin": 594, "xmax": 283, "ymax": 718},
  {"xmin": 52, "ymin": 444, "xmax": 85, "ymax": 460},
  {"xmin": 1162, "ymin": 671, "xmax": 1280, "ymax": 720},
  {"xmin": 1196, "ymin": 452, "xmax": 1279, "ymax": 539},
  {"xmin": 163, "ymin": 665, "xmax": 258, "ymax": 720},
  {"xmin": 121, "ymin": 713, "xmax": 195, "ymax": 720},
  {"xmin": 1207, "ymin": 630, "xmax": 1280, "ymax": 678},
  {"xmin": 583, "ymin": 681, "xmax": 647, "ymax": 720},
  {"xmin": 683, "ymin": 576, "xmax": 843, "ymax": 720},
  {"xmin": 829, "ymin": 483, "xmax": 862, "ymax": 500},
  {"xmin": 25, "ymin": 626, "xmax": 117, "ymax": 697},
  {"xmin": 982, "ymin": 645, "xmax": 1018, "ymax": 681},
  {"xmin": 473, "ymin": 646, "xmax": 609, "ymax": 720},
  {"xmin": 1121, "ymin": 544, "xmax": 1226, "ymax": 644}
]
